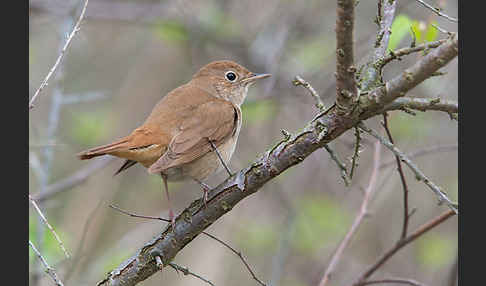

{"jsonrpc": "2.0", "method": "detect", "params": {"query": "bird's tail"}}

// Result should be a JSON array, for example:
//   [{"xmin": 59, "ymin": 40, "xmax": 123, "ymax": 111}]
[{"xmin": 77, "ymin": 138, "xmax": 130, "ymax": 160}]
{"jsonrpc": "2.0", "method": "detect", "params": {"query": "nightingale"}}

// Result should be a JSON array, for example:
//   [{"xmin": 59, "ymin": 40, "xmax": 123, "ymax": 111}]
[{"xmin": 77, "ymin": 60, "xmax": 271, "ymax": 227}]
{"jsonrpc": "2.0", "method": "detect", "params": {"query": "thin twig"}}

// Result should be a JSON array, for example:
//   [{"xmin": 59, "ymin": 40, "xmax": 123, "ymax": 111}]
[
  {"xmin": 29, "ymin": 240, "xmax": 65, "ymax": 286},
  {"xmin": 29, "ymin": 0, "xmax": 89, "ymax": 110},
  {"xmin": 359, "ymin": 122, "xmax": 458, "ymax": 213},
  {"xmin": 202, "ymin": 232, "xmax": 267, "ymax": 286},
  {"xmin": 32, "ymin": 157, "xmax": 114, "ymax": 202},
  {"xmin": 380, "ymin": 144, "xmax": 457, "ymax": 168},
  {"xmin": 168, "ymin": 262, "xmax": 215, "ymax": 286},
  {"xmin": 351, "ymin": 209, "xmax": 456, "ymax": 286},
  {"xmin": 319, "ymin": 142, "xmax": 382, "ymax": 286},
  {"xmin": 209, "ymin": 140, "xmax": 233, "ymax": 176},
  {"xmin": 64, "ymin": 200, "xmax": 104, "ymax": 282},
  {"xmin": 323, "ymin": 144, "xmax": 350, "ymax": 186},
  {"xmin": 293, "ymin": 75, "xmax": 325, "ymax": 110},
  {"xmin": 381, "ymin": 39, "xmax": 447, "ymax": 67},
  {"xmin": 431, "ymin": 23, "xmax": 452, "ymax": 35},
  {"xmin": 362, "ymin": 278, "xmax": 427, "ymax": 286},
  {"xmin": 414, "ymin": 0, "xmax": 458, "ymax": 23},
  {"xmin": 381, "ymin": 97, "xmax": 458, "ymax": 116},
  {"xmin": 29, "ymin": 195, "xmax": 70, "ymax": 258},
  {"xmin": 293, "ymin": 75, "xmax": 349, "ymax": 186},
  {"xmin": 382, "ymin": 113, "xmax": 410, "ymax": 239},
  {"xmin": 109, "ymin": 204, "xmax": 267, "ymax": 286},
  {"xmin": 349, "ymin": 127, "xmax": 362, "ymax": 179},
  {"xmin": 109, "ymin": 204, "xmax": 171, "ymax": 223}
]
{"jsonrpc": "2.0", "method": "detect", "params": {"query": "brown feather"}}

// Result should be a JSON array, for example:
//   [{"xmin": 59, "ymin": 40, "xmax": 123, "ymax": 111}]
[{"xmin": 148, "ymin": 99, "xmax": 237, "ymax": 174}]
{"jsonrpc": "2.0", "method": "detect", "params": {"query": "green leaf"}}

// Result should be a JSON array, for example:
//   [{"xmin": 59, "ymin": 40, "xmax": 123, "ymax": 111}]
[
  {"xmin": 290, "ymin": 39, "xmax": 332, "ymax": 71},
  {"xmin": 416, "ymin": 234, "xmax": 455, "ymax": 269},
  {"xmin": 29, "ymin": 215, "xmax": 70, "ymax": 264},
  {"xmin": 291, "ymin": 196, "xmax": 350, "ymax": 254},
  {"xmin": 241, "ymin": 99, "xmax": 277, "ymax": 124},
  {"xmin": 410, "ymin": 21, "xmax": 424, "ymax": 44},
  {"xmin": 235, "ymin": 222, "xmax": 278, "ymax": 254},
  {"xmin": 154, "ymin": 20, "xmax": 188, "ymax": 43},
  {"xmin": 387, "ymin": 112, "xmax": 433, "ymax": 141},
  {"xmin": 425, "ymin": 21, "xmax": 439, "ymax": 43},
  {"xmin": 388, "ymin": 14, "xmax": 413, "ymax": 50},
  {"xmin": 103, "ymin": 251, "xmax": 132, "ymax": 274},
  {"xmin": 69, "ymin": 110, "xmax": 111, "ymax": 146}
]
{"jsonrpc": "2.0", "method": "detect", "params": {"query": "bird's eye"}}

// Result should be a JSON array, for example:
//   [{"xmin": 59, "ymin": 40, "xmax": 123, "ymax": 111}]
[{"xmin": 225, "ymin": 71, "xmax": 238, "ymax": 82}]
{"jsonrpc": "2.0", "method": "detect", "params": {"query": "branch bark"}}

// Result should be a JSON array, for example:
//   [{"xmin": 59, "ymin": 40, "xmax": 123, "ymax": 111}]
[{"xmin": 335, "ymin": 0, "xmax": 358, "ymax": 113}]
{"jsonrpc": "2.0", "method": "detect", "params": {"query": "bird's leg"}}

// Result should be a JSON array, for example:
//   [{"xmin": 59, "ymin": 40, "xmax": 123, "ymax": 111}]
[
  {"xmin": 194, "ymin": 178, "xmax": 211, "ymax": 206},
  {"xmin": 161, "ymin": 173, "xmax": 175, "ymax": 229},
  {"xmin": 208, "ymin": 139, "xmax": 233, "ymax": 177}
]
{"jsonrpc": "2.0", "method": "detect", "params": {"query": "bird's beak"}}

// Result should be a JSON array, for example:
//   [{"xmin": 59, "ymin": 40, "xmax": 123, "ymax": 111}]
[{"xmin": 242, "ymin": 73, "xmax": 271, "ymax": 83}]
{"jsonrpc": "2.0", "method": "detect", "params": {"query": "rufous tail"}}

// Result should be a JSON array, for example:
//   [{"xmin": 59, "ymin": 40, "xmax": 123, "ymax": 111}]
[{"xmin": 77, "ymin": 138, "xmax": 129, "ymax": 160}]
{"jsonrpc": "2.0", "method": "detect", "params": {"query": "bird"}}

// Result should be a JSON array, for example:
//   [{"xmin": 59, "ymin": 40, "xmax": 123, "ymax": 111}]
[{"xmin": 77, "ymin": 60, "xmax": 271, "ymax": 227}]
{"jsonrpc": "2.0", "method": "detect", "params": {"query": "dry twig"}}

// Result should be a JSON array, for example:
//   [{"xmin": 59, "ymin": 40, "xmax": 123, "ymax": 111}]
[
  {"xmin": 29, "ymin": 195, "xmax": 70, "ymax": 258},
  {"xmin": 362, "ymin": 278, "xmax": 427, "ymax": 286},
  {"xmin": 382, "ymin": 113, "xmax": 411, "ymax": 239},
  {"xmin": 414, "ymin": 0, "xmax": 458, "ymax": 23},
  {"xmin": 168, "ymin": 263, "xmax": 215, "ymax": 286},
  {"xmin": 108, "ymin": 204, "xmax": 267, "ymax": 286},
  {"xmin": 319, "ymin": 142, "xmax": 381, "ymax": 286},
  {"xmin": 350, "ymin": 210, "xmax": 456, "ymax": 286},
  {"xmin": 29, "ymin": 0, "xmax": 89, "ymax": 110},
  {"xmin": 29, "ymin": 240, "xmax": 65, "ymax": 286},
  {"xmin": 359, "ymin": 123, "xmax": 457, "ymax": 213}
]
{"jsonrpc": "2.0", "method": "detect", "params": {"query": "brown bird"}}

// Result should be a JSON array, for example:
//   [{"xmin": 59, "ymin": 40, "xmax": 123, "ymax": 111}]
[{"xmin": 77, "ymin": 60, "xmax": 270, "ymax": 226}]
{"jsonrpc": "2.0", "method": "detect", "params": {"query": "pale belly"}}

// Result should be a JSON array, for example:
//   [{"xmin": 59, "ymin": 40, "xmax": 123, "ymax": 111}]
[{"xmin": 163, "ymin": 132, "xmax": 239, "ymax": 182}]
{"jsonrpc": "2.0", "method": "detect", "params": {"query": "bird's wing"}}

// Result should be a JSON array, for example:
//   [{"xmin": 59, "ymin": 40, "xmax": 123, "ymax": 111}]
[{"xmin": 148, "ymin": 99, "xmax": 237, "ymax": 174}]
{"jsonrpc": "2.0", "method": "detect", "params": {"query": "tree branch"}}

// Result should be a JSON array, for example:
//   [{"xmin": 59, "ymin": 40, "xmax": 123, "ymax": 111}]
[
  {"xmin": 350, "ymin": 210, "xmax": 456, "ymax": 286},
  {"xmin": 362, "ymin": 277, "xmax": 428, "ymax": 286},
  {"xmin": 32, "ymin": 157, "xmax": 114, "ymax": 202},
  {"xmin": 318, "ymin": 142, "xmax": 381, "ymax": 286},
  {"xmin": 414, "ymin": 0, "xmax": 458, "ymax": 23},
  {"xmin": 359, "ymin": 33, "xmax": 458, "ymax": 113},
  {"xmin": 360, "ymin": 0, "xmax": 397, "ymax": 92},
  {"xmin": 29, "ymin": 0, "xmax": 89, "ymax": 110},
  {"xmin": 380, "ymin": 39, "xmax": 447, "ymax": 67},
  {"xmin": 382, "ymin": 113, "xmax": 410, "ymax": 239},
  {"xmin": 359, "ymin": 123, "xmax": 457, "ymax": 213},
  {"xmin": 381, "ymin": 97, "xmax": 458, "ymax": 116},
  {"xmin": 335, "ymin": 0, "xmax": 358, "ymax": 113},
  {"xmin": 29, "ymin": 195, "xmax": 70, "ymax": 258},
  {"xmin": 29, "ymin": 240, "xmax": 65, "ymax": 286}
]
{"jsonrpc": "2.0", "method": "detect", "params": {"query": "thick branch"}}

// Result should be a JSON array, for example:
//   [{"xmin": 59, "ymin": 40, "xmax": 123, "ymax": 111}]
[{"xmin": 335, "ymin": 0, "xmax": 358, "ymax": 113}]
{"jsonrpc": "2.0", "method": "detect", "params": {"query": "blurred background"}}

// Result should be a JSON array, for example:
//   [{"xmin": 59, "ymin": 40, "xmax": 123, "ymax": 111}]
[{"xmin": 29, "ymin": 0, "xmax": 458, "ymax": 285}]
